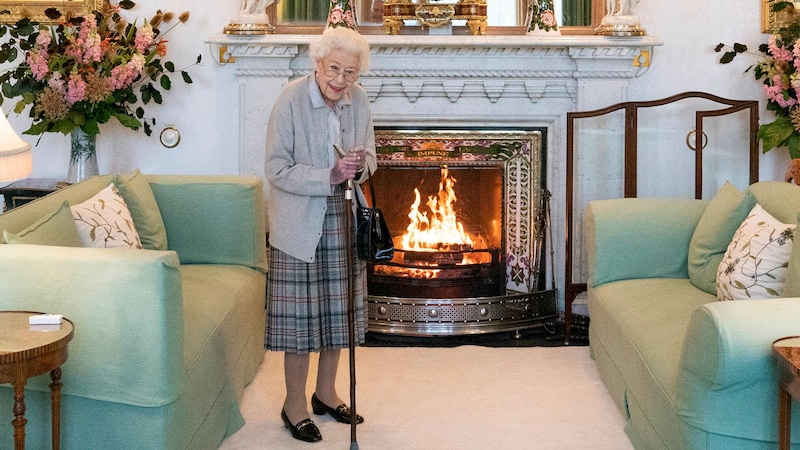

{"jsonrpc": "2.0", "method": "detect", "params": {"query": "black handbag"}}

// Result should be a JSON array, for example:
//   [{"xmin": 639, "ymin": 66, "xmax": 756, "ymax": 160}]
[{"xmin": 356, "ymin": 173, "xmax": 394, "ymax": 264}]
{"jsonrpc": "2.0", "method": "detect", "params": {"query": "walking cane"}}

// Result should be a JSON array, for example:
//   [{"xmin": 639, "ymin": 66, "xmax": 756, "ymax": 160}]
[{"xmin": 335, "ymin": 144, "xmax": 360, "ymax": 450}]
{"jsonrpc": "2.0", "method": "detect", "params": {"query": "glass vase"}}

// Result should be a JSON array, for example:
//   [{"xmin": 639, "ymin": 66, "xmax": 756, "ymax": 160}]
[
  {"xmin": 525, "ymin": 0, "xmax": 560, "ymax": 35},
  {"xmin": 326, "ymin": 0, "xmax": 358, "ymax": 30},
  {"xmin": 66, "ymin": 128, "xmax": 98, "ymax": 184}
]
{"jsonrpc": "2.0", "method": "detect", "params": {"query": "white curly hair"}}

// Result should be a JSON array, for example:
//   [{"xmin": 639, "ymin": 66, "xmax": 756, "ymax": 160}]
[{"xmin": 309, "ymin": 27, "xmax": 370, "ymax": 73}]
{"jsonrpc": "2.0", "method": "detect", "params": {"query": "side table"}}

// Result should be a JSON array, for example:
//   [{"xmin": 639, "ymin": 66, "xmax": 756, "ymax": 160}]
[
  {"xmin": 0, "ymin": 311, "xmax": 74, "ymax": 450},
  {"xmin": 774, "ymin": 336, "xmax": 800, "ymax": 450},
  {"xmin": 0, "ymin": 178, "xmax": 60, "ymax": 212}
]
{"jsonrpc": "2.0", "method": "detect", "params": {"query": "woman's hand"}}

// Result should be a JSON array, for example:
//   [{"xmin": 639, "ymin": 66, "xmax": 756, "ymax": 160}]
[
  {"xmin": 349, "ymin": 146, "xmax": 366, "ymax": 171},
  {"xmin": 330, "ymin": 146, "xmax": 363, "ymax": 185}
]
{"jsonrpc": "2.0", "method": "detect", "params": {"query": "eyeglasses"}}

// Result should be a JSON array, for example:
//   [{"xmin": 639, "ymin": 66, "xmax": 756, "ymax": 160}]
[{"xmin": 323, "ymin": 64, "xmax": 359, "ymax": 83}]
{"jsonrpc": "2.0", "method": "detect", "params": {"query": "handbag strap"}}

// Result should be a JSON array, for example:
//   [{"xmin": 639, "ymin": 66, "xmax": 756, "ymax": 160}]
[{"xmin": 355, "ymin": 169, "xmax": 378, "ymax": 209}]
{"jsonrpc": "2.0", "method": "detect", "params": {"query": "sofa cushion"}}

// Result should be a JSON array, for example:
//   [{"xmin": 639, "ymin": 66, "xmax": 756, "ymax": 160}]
[
  {"xmin": 688, "ymin": 182, "xmax": 755, "ymax": 295},
  {"xmin": 148, "ymin": 176, "xmax": 268, "ymax": 272},
  {"xmin": 585, "ymin": 198, "xmax": 707, "ymax": 287},
  {"xmin": 114, "ymin": 169, "xmax": 168, "ymax": 251},
  {"xmin": 71, "ymin": 183, "xmax": 142, "ymax": 249},
  {"xmin": 782, "ymin": 213, "xmax": 800, "ymax": 297},
  {"xmin": 716, "ymin": 204, "xmax": 795, "ymax": 301},
  {"xmin": 2, "ymin": 200, "xmax": 83, "ymax": 247}
]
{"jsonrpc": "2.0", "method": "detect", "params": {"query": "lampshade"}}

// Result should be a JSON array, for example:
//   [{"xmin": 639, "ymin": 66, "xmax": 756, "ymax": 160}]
[{"xmin": 0, "ymin": 109, "xmax": 32, "ymax": 183}]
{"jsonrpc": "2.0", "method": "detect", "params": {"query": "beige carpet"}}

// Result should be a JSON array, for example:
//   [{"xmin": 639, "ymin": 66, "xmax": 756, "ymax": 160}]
[{"xmin": 219, "ymin": 346, "xmax": 633, "ymax": 449}]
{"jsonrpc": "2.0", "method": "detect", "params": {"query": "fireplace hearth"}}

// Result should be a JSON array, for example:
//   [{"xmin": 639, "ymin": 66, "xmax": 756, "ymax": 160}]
[{"xmin": 364, "ymin": 129, "xmax": 557, "ymax": 336}]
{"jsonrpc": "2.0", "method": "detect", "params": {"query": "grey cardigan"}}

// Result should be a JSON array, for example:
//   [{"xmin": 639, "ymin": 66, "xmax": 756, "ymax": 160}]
[{"xmin": 265, "ymin": 74, "xmax": 377, "ymax": 262}]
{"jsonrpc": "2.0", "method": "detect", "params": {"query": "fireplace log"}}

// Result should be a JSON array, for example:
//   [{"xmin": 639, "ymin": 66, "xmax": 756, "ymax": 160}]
[{"xmin": 403, "ymin": 250, "xmax": 464, "ymax": 266}]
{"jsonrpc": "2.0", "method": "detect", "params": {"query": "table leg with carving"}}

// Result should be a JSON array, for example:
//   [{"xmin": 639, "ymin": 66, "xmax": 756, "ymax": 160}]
[
  {"xmin": 12, "ymin": 364, "xmax": 27, "ymax": 450},
  {"xmin": 0, "ymin": 313, "xmax": 73, "ymax": 449},
  {"xmin": 50, "ymin": 368, "xmax": 62, "ymax": 450}
]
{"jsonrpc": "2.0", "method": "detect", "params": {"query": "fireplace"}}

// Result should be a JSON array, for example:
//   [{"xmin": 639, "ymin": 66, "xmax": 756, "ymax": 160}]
[
  {"xmin": 208, "ymin": 32, "xmax": 662, "ymax": 335},
  {"xmin": 363, "ymin": 129, "xmax": 557, "ymax": 335}
]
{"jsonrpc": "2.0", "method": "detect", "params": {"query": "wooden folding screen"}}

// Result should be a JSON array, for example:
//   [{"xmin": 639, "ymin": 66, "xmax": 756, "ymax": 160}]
[{"xmin": 564, "ymin": 91, "xmax": 759, "ymax": 339}]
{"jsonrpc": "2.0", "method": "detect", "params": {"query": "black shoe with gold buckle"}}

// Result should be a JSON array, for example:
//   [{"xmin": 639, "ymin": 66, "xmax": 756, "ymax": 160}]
[
  {"xmin": 311, "ymin": 393, "xmax": 364, "ymax": 424},
  {"xmin": 281, "ymin": 409, "xmax": 322, "ymax": 442}
]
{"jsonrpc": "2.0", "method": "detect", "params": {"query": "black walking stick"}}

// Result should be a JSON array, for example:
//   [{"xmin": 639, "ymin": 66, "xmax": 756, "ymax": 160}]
[{"xmin": 335, "ymin": 144, "xmax": 360, "ymax": 450}]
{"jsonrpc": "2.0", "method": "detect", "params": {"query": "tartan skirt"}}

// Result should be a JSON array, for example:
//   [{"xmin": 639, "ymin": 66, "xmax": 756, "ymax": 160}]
[{"xmin": 265, "ymin": 185, "xmax": 367, "ymax": 353}]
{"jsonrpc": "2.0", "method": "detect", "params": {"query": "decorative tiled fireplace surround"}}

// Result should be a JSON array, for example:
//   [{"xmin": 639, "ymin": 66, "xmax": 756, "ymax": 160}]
[{"xmin": 208, "ymin": 33, "xmax": 662, "ymax": 321}]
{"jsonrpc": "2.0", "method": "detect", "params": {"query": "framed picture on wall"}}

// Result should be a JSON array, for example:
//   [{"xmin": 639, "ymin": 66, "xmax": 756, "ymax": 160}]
[
  {"xmin": 762, "ymin": 0, "xmax": 800, "ymax": 33},
  {"xmin": 0, "ymin": 0, "xmax": 102, "ymax": 24}
]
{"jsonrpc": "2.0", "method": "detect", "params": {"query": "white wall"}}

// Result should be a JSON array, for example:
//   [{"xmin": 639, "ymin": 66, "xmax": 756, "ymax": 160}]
[{"xmin": 3, "ymin": 0, "xmax": 787, "ymax": 182}]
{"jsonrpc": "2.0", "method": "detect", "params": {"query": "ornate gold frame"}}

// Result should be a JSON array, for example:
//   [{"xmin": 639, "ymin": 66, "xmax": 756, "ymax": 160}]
[
  {"xmin": 762, "ymin": 0, "xmax": 800, "ymax": 33},
  {"xmin": 0, "ymin": 0, "xmax": 102, "ymax": 24}
]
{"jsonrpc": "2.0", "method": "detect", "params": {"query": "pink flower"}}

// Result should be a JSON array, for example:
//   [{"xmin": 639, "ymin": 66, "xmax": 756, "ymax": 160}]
[
  {"xmin": 77, "ymin": 14, "xmax": 96, "ymax": 41},
  {"xmin": 764, "ymin": 77, "xmax": 797, "ymax": 108},
  {"xmin": 328, "ymin": 7, "xmax": 344, "ymax": 25},
  {"xmin": 769, "ymin": 35, "xmax": 794, "ymax": 63},
  {"xmin": 26, "ymin": 51, "xmax": 49, "ymax": 81},
  {"xmin": 109, "ymin": 54, "xmax": 145, "ymax": 90},
  {"xmin": 135, "ymin": 23, "xmax": 154, "ymax": 53},
  {"xmin": 48, "ymin": 72, "xmax": 65, "ymax": 92},
  {"xmin": 66, "ymin": 73, "xmax": 87, "ymax": 105},
  {"xmin": 65, "ymin": 41, "xmax": 83, "ymax": 60},
  {"xmin": 344, "ymin": 10, "xmax": 356, "ymax": 28},
  {"xmin": 83, "ymin": 32, "xmax": 104, "ymax": 63},
  {"xmin": 540, "ymin": 10, "xmax": 557, "ymax": 28},
  {"xmin": 35, "ymin": 32, "xmax": 51, "ymax": 50}
]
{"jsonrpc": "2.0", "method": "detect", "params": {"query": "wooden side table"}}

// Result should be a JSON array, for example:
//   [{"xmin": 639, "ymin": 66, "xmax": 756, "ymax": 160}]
[
  {"xmin": 0, "ymin": 178, "xmax": 60, "ymax": 212},
  {"xmin": 0, "ymin": 311, "xmax": 74, "ymax": 450},
  {"xmin": 774, "ymin": 336, "xmax": 800, "ymax": 450}
]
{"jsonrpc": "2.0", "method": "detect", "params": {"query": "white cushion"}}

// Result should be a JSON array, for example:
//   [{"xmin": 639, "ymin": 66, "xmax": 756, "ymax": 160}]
[
  {"xmin": 71, "ymin": 183, "xmax": 142, "ymax": 249},
  {"xmin": 716, "ymin": 204, "xmax": 796, "ymax": 300}
]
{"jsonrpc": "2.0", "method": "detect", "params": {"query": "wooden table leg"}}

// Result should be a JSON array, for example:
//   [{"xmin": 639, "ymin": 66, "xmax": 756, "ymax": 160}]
[
  {"xmin": 12, "ymin": 364, "xmax": 27, "ymax": 450},
  {"xmin": 50, "ymin": 367, "xmax": 63, "ymax": 450},
  {"xmin": 779, "ymin": 381, "xmax": 792, "ymax": 450}
]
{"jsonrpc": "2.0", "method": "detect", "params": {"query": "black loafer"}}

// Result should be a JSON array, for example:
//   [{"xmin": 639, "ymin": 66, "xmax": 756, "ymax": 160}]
[
  {"xmin": 281, "ymin": 409, "xmax": 322, "ymax": 442},
  {"xmin": 311, "ymin": 393, "xmax": 364, "ymax": 424}
]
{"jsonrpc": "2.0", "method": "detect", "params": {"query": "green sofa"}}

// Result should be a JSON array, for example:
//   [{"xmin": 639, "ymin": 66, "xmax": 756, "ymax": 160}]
[
  {"xmin": 586, "ymin": 181, "xmax": 800, "ymax": 449},
  {"xmin": 0, "ymin": 174, "xmax": 267, "ymax": 449}
]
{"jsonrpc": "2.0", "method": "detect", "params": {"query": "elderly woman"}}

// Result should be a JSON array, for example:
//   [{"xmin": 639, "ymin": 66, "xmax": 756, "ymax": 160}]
[{"xmin": 263, "ymin": 27, "xmax": 375, "ymax": 443}]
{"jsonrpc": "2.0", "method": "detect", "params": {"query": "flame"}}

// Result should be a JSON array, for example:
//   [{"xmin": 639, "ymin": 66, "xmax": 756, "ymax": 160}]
[{"xmin": 400, "ymin": 167, "xmax": 474, "ymax": 251}]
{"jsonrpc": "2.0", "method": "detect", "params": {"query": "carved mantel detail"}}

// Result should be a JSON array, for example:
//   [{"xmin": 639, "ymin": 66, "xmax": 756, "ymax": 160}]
[{"xmin": 210, "ymin": 34, "xmax": 661, "ymax": 105}]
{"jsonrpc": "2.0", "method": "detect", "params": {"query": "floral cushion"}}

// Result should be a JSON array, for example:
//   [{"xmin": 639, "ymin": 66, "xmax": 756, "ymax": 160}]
[
  {"xmin": 716, "ymin": 204, "xmax": 796, "ymax": 301},
  {"xmin": 71, "ymin": 183, "xmax": 142, "ymax": 249}
]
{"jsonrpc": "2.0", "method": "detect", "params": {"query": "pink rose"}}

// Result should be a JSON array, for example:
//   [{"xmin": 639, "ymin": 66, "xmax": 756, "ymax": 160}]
[
  {"xmin": 344, "ymin": 10, "xmax": 356, "ymax": 28},
  {"xmin": 328, "ymin": 7, "xmax": 344, "ymax": 25},
  {"xmin": 540, "ymin": 10, "xmax": 557, "ymax": 28}
]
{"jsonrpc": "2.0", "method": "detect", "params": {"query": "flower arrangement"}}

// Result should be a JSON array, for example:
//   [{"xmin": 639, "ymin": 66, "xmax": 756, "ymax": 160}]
[
  {"xmin": 0, "ymin": 0, "xmax": 200, "ymax": 137},
  {"xmin": 716, "ymin": 1, "xmax": 800, "ymax": 158}
]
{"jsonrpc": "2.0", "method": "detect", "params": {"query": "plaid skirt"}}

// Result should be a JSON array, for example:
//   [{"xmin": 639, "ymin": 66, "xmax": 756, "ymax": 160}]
[{"xmin": 265, "ymin": 185, "xmax": 367, "ymax": 353}]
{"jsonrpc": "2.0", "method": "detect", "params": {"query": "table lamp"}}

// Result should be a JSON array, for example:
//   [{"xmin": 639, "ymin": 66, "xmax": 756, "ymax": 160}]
[{"xmin": 0, "ymin": 108, "xmax": 32, "ymax": 183}]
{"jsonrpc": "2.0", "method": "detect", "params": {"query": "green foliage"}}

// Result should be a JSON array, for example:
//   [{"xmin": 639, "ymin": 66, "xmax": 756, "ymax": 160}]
[
  {"xmin": 715, "ymin": 1, "xmax": 800, "ymax": 155},
  {"xmin": 0, "ymin": 1, "xmax": 200, "ymax": 137}
]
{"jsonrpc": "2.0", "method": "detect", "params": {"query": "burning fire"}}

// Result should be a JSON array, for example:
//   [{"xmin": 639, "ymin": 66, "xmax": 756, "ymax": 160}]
[{"xmin": 400, "ymin": 166, "xmax": 474, "ymax": 251}]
